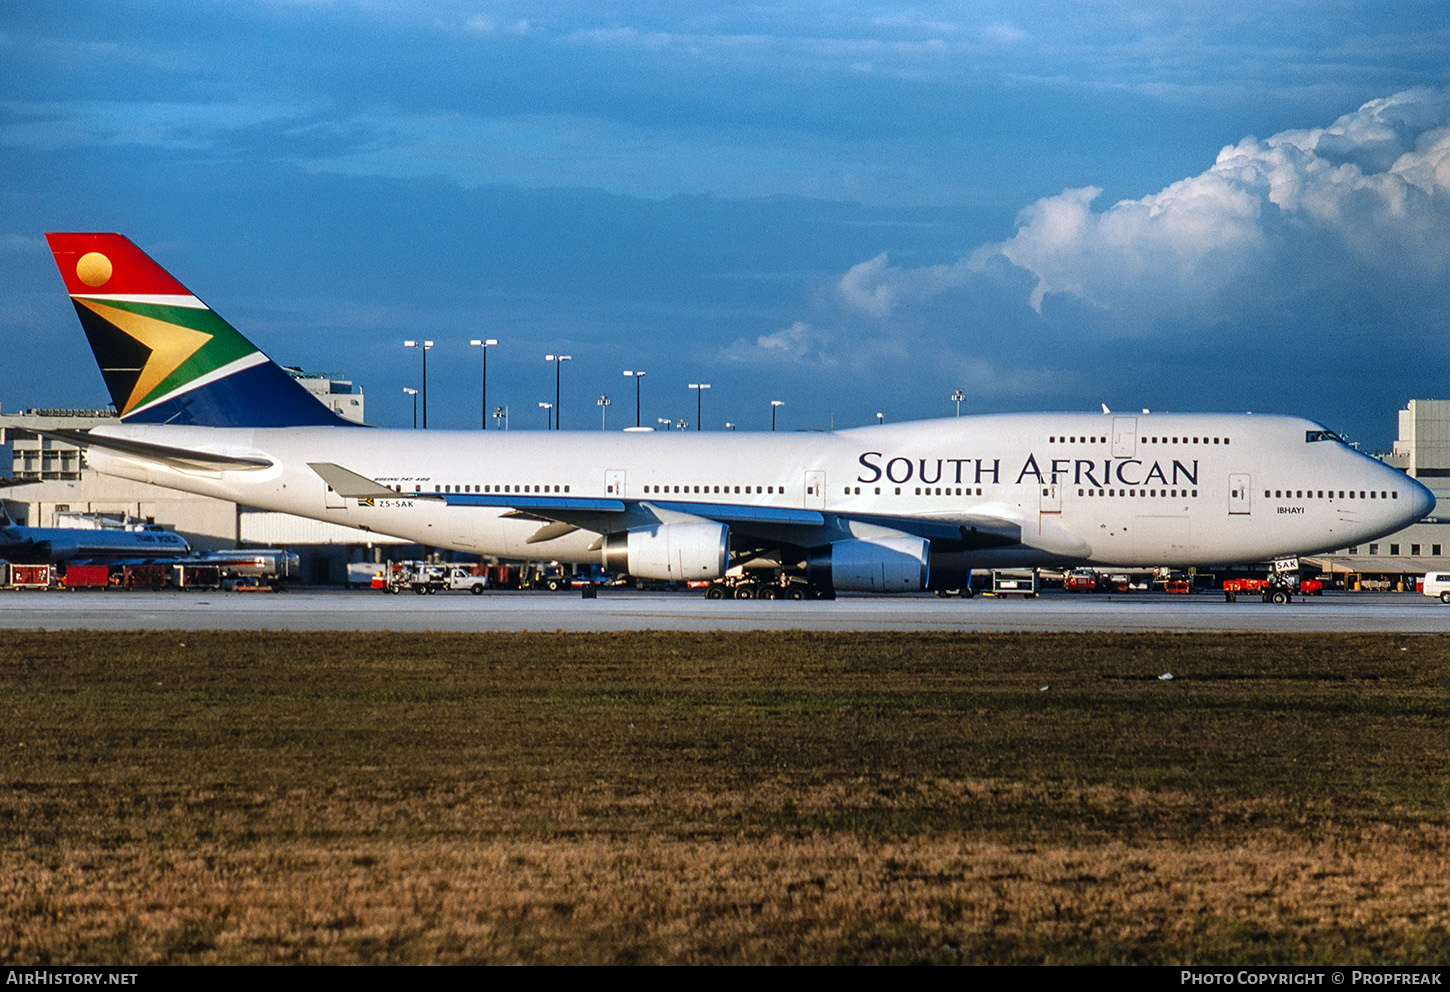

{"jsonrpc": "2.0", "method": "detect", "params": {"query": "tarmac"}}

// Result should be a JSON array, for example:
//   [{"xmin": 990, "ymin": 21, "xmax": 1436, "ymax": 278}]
[{"xmin": 2, "ymin": 587, "xmax": 1449, "ymax": 633}]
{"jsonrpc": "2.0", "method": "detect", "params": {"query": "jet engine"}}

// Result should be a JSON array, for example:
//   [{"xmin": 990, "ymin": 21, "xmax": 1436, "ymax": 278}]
[
  {"xmin": 602, "ymin": 520, "xmax": 729, "ymax": 581},
  {"xmin": 806, "ymin": 535, "xmax": 930, "ymax": 593}
]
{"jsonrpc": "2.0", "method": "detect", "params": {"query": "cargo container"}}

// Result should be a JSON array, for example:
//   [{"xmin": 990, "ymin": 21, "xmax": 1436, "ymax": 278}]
[
  {"xmin": 61, "ymin": 565, "xmax": 111, "ymax": 589},
  {"xmin": 991, "ymin": 569, "xmax": 1038, "ymax": 598},
  {"xmin": 174, "ymin": 564, "xmax": 222, "ymax": 589},
  {"xmin": 121, "ymin": 563, "xmax": 168, "ymax": 590},
  {"xmin": 10, "ymin": 563, "xmax": 54, "ymax": 590}
]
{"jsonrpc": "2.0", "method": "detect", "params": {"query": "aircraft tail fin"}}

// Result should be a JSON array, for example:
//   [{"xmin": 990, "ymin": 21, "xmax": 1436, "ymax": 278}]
[{"xmin": 45, "ymin": 233, "xmax": 356, "ymax": 428}]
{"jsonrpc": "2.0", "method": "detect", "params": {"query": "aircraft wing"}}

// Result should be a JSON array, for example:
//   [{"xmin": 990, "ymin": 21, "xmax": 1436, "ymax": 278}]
[
  {"xmin": 301, "ymin": 461, "xmax": 1025, "ymax": 552},
  {"xmin": 317, "ymin": 465, "xmax": 1023, "ymax": 553}
]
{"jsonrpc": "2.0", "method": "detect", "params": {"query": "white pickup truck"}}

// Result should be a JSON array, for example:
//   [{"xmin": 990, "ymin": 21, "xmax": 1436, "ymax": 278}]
[{"xmin": 1423, "ymin": 572, "xmax": 1450, "ymax": 603}]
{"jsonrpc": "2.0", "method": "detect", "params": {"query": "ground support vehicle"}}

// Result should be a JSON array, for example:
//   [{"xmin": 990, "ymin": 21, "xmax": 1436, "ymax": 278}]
[
  {"xmin": 382, "ymin": 561, "xmax": 446, "ymax": 595},
  {"xmin": 528, "ymin": 565, "xmax": 571, "ymax": 592},
  {"xmin": 1222, "ymin": 577, "xmax": 1294, "ymax": 604},
  {"xmin": 444, "ymin": 565, "xmax": 491, "ymax": 595},
  {"xmin": 1062, "ymin": 569, "xmax": 1097, "ymax": 593},
  {"xmin": 1423, "ymin": 572, "xmax": 1450, "ymax": 603},
  {"xmin": 932, "ymin": 569, "xmax": 978, "ymax": 598}
]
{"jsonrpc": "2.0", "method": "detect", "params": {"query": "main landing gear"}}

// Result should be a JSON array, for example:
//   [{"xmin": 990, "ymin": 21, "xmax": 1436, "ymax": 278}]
[{"xmin": 703, "ymin": 578, "xmax": 833, "ymax": 600}]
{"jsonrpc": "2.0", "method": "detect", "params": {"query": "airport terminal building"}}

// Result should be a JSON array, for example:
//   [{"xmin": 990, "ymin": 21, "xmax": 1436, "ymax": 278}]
[{"xmin": 1302, "ymin": 399, "xmax": 1450, "ymax": 587}]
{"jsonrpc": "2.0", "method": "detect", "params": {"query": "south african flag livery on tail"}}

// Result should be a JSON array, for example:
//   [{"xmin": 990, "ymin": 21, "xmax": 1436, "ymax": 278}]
[{"xmin": 46, "ymin": 233, "xmax": 354, "ymax": 428}]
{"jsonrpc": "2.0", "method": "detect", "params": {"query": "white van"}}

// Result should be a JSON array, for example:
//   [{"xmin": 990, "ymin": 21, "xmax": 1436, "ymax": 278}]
[{"xmin": 1423, "ymin": 572, "xmax": 1450, "ymax": 603}]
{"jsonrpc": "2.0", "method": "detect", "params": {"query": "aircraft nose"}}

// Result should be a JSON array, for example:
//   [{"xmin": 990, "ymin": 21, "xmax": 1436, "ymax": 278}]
[{"xmin": 1405, "ymin": 475, "xmax": 1437, "ymax": 524}]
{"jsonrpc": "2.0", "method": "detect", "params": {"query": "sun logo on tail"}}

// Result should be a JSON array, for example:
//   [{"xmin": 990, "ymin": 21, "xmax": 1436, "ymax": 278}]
[{"xmin": 76, "ymin": 252, "xmax": 113, "ymax": 287}]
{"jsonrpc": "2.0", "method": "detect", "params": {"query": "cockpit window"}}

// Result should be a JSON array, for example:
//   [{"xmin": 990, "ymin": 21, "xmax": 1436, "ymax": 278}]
[{"xmin": 1306, "ymin": 429, "xmax": 1348, "ymax": 444}]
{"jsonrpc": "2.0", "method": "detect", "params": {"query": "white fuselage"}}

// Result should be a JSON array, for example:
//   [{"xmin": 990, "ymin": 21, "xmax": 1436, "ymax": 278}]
[{"xmin": 86, "ymin": 412, "xmax": 1432, "ymax": 573}]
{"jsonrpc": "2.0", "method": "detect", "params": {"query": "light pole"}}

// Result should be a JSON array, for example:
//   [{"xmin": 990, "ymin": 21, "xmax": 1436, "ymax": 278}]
[
  {"xmin": 470, "ymin": 338, "xmax": 497, "ymax": 429},
  {"xmin": 404, "ymin": 340, "xmax": 433, "ymax": 427},
  {"xmin": 725, "ymin": 422, "xmax": 735, "ymax": 431},
  {"xmin": 676, "ymin": 419, "xmax": 688, "ymax": 431},
  {"xmin": 538, "ymin": 401, "xmax": 553, "ymax": 430},
  {"xmin": 951, "ymin": 388, "xmax": 965, "ymax": 417},
  {"xmin": 688, "ymin": 383, "xmax": 710, "ymax": 431},
  {"xmin": 658, "ymin": 417, "xmax": 672, "ymax": 431},
  {"xmin": 876, "ymin": 412, "xmax": 884, "ymax": 425},
  {"xmin": 546, "ymin": 354, "xmax": 571, "ymax": 429},
  {"xmin": 403, "ymin": 387, "xmax": 418, "ymax": 429},
  {"xmin": 598, "ymin": 393, "xmax": 611, "ymax": 430},
  {"xmin": 623, "ymin": 370, "xmax": 645, "ymax": 427},
  {"xmin": 770, "ymin": 399, "xmax": 784, "ymax": 431},
  {"xmin": 494, "ymin": 405, "xmax": 508, "ymax": 431}
]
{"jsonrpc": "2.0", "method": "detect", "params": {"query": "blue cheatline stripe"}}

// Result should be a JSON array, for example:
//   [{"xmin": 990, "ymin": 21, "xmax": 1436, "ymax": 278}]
[
  {"xmin": 435, "ymin": 493, "xmax": 823, "ymax": 525},
  {"xmin": 439, "ymin": 494, "xmax": 628, "ymax": 511}
]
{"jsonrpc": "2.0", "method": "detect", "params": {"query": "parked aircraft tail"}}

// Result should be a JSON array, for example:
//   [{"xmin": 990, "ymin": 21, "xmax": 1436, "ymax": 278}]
[{"xmin": 45, "ymin": 233, "xmax": 355, "ymax": 428}]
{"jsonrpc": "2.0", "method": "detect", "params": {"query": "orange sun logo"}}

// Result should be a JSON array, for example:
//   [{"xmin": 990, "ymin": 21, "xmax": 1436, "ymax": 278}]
[{"xmin": 76, "ymin": 252, "xmax": 113, "ymax": 287}]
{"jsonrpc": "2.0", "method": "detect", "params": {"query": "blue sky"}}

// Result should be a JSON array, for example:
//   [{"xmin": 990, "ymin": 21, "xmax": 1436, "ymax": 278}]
[{"xmin": 4, "ymin": 1, "xmax": 1450, "ymax": 446}]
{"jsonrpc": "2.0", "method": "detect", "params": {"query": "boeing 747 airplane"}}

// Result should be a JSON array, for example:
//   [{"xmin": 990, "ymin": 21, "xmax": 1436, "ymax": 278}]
[{"xmin": 41, "ymin": 233, "xmax": 1433, "ymax": 597}]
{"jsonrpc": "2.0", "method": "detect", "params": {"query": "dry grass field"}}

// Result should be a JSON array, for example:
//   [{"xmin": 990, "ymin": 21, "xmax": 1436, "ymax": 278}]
[{"xmin": 1, "ymin": 629, "xmax": 1448, "ymax": 965}]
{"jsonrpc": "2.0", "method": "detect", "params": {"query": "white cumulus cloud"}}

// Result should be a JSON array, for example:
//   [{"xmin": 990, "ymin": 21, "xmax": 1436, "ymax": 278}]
[{"xmin": 836, "ymin": 87, "xmax": 1450, "ymax": 331}]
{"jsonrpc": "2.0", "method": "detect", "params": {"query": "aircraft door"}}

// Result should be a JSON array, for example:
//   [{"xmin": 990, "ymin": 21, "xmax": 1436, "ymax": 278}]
[
  {"xmin": 804, "ymin": 470, "xmax": 826, "ymax": 510},
  {"xmin": 1112, "ymin": 417, "xmax": 1138, "ymax": 458},
  {"xmin": 1229, "ymin": 473, "xmax": 1251, "ymax": 515},
  {"xmin": 1040, "ymin": 482, "xmax": 1061, "ymax": 515},
  {"xmin": 605, "ymin": 469, "xmax": 626, "ymax": 497}
]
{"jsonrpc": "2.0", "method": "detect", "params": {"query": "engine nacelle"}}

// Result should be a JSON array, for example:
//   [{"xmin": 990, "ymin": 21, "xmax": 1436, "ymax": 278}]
[
  {"xmin": 602, "ymin": 520, "xmax": 729, "ymax": 581},
  {"xmin": 806, "ymin": 535, "xmax": 930, "ymax": 593}
]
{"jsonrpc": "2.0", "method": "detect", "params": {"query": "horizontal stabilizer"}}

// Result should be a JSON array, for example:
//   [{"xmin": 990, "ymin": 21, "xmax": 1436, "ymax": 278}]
[
  {"xmin": 41, "ymin": 429, "xmax": 273, "ymax": 471},
  {"xmin": 307, "ymin": 462, "xmax": 443, "ymax": 501}
]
